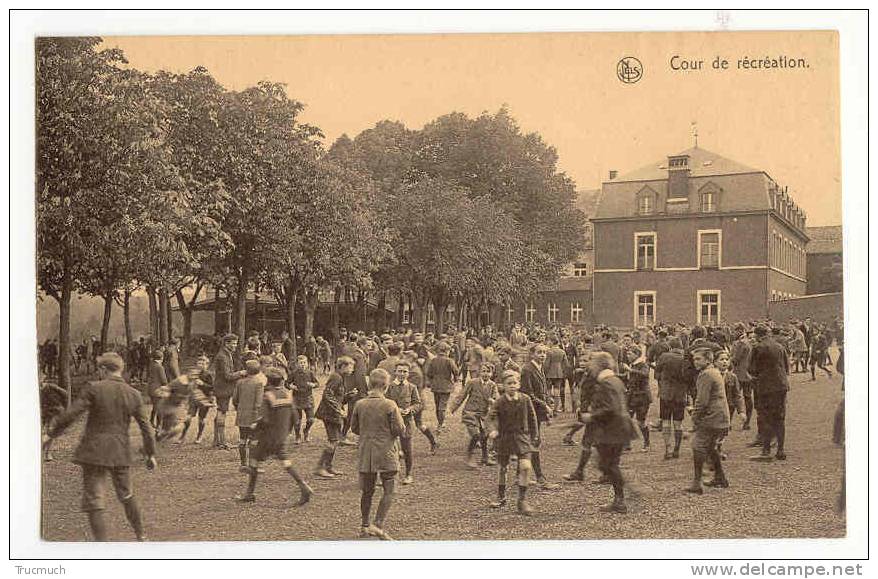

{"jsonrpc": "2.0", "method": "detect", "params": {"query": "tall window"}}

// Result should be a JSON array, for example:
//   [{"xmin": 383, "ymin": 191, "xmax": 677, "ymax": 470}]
[
  {"xmin": 636, "ymin": 233, "xmax": 656, "ymax": 270},
  {"xmin": 402, "ymin": 309, "xmax": 412, "ymax": 325},
  {"xmin": 426, "ymin": 304, "xmax": 435, "ymax": 325},
  {"xmin": 525, "ymin": 301, "xmax": 535, "ymax": 323},
  {"xmin": 635, "ymin": 292, "xmax": 655, "ymax": 326},
  {"xmin": 571, "ymin": 302, "xmax": 583, "ymax": 323},
  {"xmin": 506, "ymin": 304, "xmax": 514, "ymax": 323},
  {"xmin": 573, "ymin": 263, "xmax": 589, "ymax": 277},
  {"xmin": 698, "ymin": 291, "xmax": 720, "ymax": 325},
  {"xmin": 584, "ymin": 223, "xmax": 593, "ymax": 247},
  {"xmin": 701, "ymin": 191, "xmax": 716, "ymax": 212},
  {"xmin": 699, "ymin": 232, "xmax": 720, "ymax": 269},
  {"xmin": 547, "ymin": 302, "xmax": 558, "ymax": 323},
  {"xmin": 638, "ymin": 195, "xmax": 653, "ymax": 215}
]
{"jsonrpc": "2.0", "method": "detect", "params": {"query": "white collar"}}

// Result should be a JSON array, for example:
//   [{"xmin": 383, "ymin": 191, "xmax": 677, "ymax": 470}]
[{"xmin": 597, "ymin": 369, "xmax": 615, "ymax": 381}]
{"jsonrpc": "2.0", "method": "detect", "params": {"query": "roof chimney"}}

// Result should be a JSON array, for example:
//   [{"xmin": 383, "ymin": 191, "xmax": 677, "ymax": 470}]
[
  {"xmin": 667, "ymin": 154, "xmax": 690, "ymax": 199},
  {"xmin": 608, "ymin": 170, "xmax": 618, "ymax": 180}
]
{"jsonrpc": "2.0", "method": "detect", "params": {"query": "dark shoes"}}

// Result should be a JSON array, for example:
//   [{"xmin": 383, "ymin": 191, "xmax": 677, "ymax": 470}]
[
  {"xmin": 489, "ymin": 497, "xmax": 508, "ymax": 509},
  {"xmin": 775, "ymin": 451, "xmax": 787, "ymax": 461},
  {"xmin": 235, "ymin": 494, "xmax": 256, "ymax": 503},
  {"xmin": 599, "ymin": 500, "xmax": 628, "ymax": 514},
  {"xmin": 297, "ymin": 486, "xmax": 314, "ymax": 506},
  {"xmin": 684, "ymin": 485, "xmax": 704, "ymax": 495},
  {"xmin": 562, "ymin": 472, "xmax": 585, "ymax": 482},
  {"xmin": 704, "ymin": 479, "xmax": 730, "ymax": 488},
  {"xmin": 562, "ymin": 437, "xmax": 576, "ymax": 446}
]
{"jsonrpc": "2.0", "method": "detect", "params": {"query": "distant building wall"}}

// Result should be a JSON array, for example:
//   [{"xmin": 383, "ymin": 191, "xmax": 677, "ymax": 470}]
[{"xmin": 767, "ymin": 292, "xmax": 843, "ymax": 325}]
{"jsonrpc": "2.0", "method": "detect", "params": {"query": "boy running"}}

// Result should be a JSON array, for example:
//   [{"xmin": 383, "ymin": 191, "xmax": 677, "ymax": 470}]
[{"xmin": 236, "ymin": 367, "xmax": 314, "ymax": 506}]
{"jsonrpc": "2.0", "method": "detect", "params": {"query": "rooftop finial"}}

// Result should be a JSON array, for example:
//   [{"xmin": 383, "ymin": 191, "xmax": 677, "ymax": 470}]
[{"xmin": 691, "ymin": 121, "xmax": 698, "ymax": 148}]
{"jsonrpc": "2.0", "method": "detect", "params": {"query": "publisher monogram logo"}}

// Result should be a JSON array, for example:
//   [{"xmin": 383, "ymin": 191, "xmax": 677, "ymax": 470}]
[{"xmin": 617, "ymin": 57, "xmax": 643, "ymax": 84}]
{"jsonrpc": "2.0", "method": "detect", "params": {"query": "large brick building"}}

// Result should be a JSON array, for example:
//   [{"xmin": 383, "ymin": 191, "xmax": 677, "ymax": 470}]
[{"xmin": 592, "ymin": 146, "xmax": 809, "ymax": 327}]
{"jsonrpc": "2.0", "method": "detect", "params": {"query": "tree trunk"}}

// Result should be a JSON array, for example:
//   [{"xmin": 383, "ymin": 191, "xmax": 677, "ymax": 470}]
[
  {"xmin": 213, "ymin": 287, "xmax": 222, "ymax": 334},
  {"xmin": 57, "ymin": 255, "xmax": 74, "ymax": 405},
  {"xmin": 157, "ymin": 289, "xmax": 168, "ymax": 344},
  {"xmin": 235, "ymin": 267, "xmax": 249, "ymax": 342},
  {"xmin": 123, "ymin": 289, "xmax": 133, "ymax": 351},
  {"xmin": 99, "ymin": 292, "xmax": 113, "ymax": 352},
  {"xmin": 286, "ymin": 282, "xmax": 299, "ymax": 360},
  {"xmin": 436, "ymin": 302, "xmax": 448, "ymax": 335},
  {"xmin": 147, "ymin": 285, "xmax": 158, "ymax": 341},
  {"xmin": 412, "ymin": 290, "xmax": 428, "ymax": 334},
  {"xmin": 304, "ymin": 288, "xmax": 319, "ymax": 339},
  {"xmin": 164, "ymin": 291, "xmax": 174, "ymax": 341},
  {"xmin": 175, "ymin": 290, "xmax": 193, "ymax": 355},
  {"xmin": 377, "ymin": 291, "xmax": 387, "ymax": 331}
]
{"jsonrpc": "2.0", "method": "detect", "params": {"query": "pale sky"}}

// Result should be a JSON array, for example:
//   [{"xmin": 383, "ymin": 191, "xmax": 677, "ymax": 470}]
[{"xmin": 105, "ymin": 31, "xmax": 840, "ymax": 225}]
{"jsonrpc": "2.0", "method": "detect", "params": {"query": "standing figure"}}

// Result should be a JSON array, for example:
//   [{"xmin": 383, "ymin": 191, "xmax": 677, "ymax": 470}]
[
  {"xmin": 232, "ymin": 354, "xmax": 266, "ymax": 472},
  {"xmin": 146, "ymin": 349, "xmax": 168, "ymax": 428},
  {"xmin": 212, "ymin": 333, "xmax": 247, "ymax": 450},
  {"xmin": 487, "ymin": 370, "xmax": 538, "ymax": 516},
  {"xmin": 384, "ymin": 361, "xmax": 422, "ymax": 484},
  {"xmin": 685, "ymin": 347, "xmax": 731, "ymax": 494},
  {"xmin": 314, "ymin": 356, "xmax": 354, "ymax": 478},
  {"xmin": 748, "ymin": 325, "xmax": 790, "ymax": 462},
  {"xmin": 424, "ymin": 341, "xmax": 460, "ymax": 434},
  {"xmin": 42, "ymin": 353, "xmax": 156, "ymax": 541},
  {"xmin": 450, "ymin": 362, "xmax": 498, "ymax": 468},
  {"xmin": 290, "ymin": 355, "xmax": 317, "ymax": 444},
  {"xmin": 352, "ymin": 368, "xmax": 406, "ymax": 540},
  {"xmin": 579, "ymin": 352, "xmax": 638, "ymax": 514}
]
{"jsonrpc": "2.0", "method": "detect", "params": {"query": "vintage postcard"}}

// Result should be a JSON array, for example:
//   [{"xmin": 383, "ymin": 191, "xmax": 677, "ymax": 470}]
[{"xmin": 13, "ymin": 10, "xmax": 865, "ymax": 564}]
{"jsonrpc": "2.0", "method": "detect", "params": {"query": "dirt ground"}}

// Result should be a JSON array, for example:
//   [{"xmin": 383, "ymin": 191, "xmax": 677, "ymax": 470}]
[{"xmin": 41, "ymin": 359, "xmax": 846, "ymax": 542}]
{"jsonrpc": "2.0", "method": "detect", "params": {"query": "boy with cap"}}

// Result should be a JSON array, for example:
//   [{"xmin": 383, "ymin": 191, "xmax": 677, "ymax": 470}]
[
  {"xmin": 232, "ymin": 353, "xmax": 267, "ymax": 472},
  {"xmin": 212, "ymin": 333, "xmax": 247, "ymax": 450},
  {"xmin": 42, "ymin": 352, "xmax": 156, "ymax": 541},
  {"xmin": 236, "ymin": 367, "xmax": 314, "ymax": 506}
]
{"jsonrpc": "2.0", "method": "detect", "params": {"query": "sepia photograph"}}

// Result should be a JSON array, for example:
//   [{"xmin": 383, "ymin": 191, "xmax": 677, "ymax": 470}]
[{"xmin": 9, "ymin": 8, "xmax": 869, "ymax": 565}]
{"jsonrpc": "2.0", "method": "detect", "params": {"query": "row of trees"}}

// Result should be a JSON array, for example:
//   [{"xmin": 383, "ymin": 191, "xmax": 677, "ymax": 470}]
[{"xmin": 37, "ymin": 38, "xmax": 587, "ymax": 398}]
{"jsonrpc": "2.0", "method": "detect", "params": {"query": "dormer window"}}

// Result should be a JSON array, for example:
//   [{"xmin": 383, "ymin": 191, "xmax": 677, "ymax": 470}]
[
  {"xmin": 701, "ymin": 191, "xmax": 716, "ymax": 212},
  {"xmin": 636, "ymin": 186, "xmax": 658, "ymax": 215}
]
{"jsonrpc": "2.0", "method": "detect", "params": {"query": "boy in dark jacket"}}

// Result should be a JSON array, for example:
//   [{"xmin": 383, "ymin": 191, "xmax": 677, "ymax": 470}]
[
  {"xmin": 580, "ymin": 352, "xmax": 637, "ymax": 514},
  {"xmin": 487, "ymin": 369, "xmax": 538, "ymax": 516},
  {"xmin": 314, "ymin": 356, "xmax": 354, "ymax": 478},
  {"xmin": 289, "ymin": 355, "xmax": 318, "ymax": 443},
  {"xmin": 451, "ymin": 362, "xmax": 498, "ymax": 468},
  {"xmin": 236, "ymin": 368, "xmax": 313, "ymax": 506}
]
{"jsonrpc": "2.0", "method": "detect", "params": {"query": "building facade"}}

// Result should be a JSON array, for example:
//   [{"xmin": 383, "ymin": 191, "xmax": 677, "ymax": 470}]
[
  {"xmin": 592, "ymin": 147, "xmax": 809, "ymax": 327},
  {"xmin": 805, "ymin": 225, "xmax": 843, "ymax": 295},
  {"xmin": 515, "ymin": 189, "xmax": 597, "ymax": 328}
]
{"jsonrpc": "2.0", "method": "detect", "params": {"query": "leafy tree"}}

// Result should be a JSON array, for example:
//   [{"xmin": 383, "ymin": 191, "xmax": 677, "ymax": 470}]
[{"xmin": 37, "ymin": 38, "xmax": 179, "ymax": 399}]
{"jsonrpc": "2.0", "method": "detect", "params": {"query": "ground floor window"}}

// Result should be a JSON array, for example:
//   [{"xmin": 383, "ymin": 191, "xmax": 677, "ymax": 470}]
[
  {"xmin": 525, "ymin": 300, "xmax": 535, "ymax": 323},
  {"xmin": 506, "ymin": 304, "xmax": 514, "ymax": 322},
  {"xmin": 634, "ymin": 291, "xmax": 655, "ymax": 326},
  {"xmin": 571, "ymin": 301, "xmax": 583, "ymax": 323},
  {"xmin": 426, "ymin": 304, "xmax": 435, "ymax": 325},
  {"xmin": 698, "ymin": 291, "xmax": 721, "ymax": 325},
  {"xmin": 548, "ymin": 302, "xmax": 558, "ymax": 323}
]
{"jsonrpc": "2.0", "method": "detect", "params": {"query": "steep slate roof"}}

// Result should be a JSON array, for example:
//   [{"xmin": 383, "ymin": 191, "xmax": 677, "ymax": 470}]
[
  {"xmin": 805, "ymin": 225, "xmax": 843, "ymax": 254},
  {"xmin": 612, "ymin": 146, "xmax": 760, "ymax": 183},
  {"xmin": 594, "ymin": 146, "xmax": 776, "ymax": 220}
]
